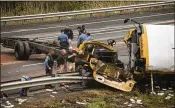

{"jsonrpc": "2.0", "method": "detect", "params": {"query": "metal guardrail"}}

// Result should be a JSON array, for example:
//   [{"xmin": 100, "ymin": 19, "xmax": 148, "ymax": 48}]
[
  {"xmin": 1, "ymin": 76, "xmax": 93, "ymax": 91},
  {"xmin": 1, "ymin": 1, "xmax": 174, "ymax": 22}
]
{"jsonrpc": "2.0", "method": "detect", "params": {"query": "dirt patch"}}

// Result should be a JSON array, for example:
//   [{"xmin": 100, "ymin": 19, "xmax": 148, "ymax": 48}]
[
  {"xmin": 0, "ymin": 53, "xmax": 46, "ymax": 65},
  {"xmin": 1, "ymin": 53, "xmax": 16, "ymax": 64}
]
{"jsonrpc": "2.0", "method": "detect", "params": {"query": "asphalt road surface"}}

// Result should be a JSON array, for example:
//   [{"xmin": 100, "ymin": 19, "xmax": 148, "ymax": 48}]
[{"xmin": 1, "ymin": 8, "xmax": 174, "ymax": 82}]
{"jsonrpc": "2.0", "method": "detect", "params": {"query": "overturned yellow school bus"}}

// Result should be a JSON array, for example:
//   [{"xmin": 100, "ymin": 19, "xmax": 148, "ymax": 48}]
[
  {"xmin": 124, "ymin": 24, "xmax": 174, "ymax": 74},
  {"xmin": 75, "ymin": 19, "xmax": 174, "ymax": 92}
]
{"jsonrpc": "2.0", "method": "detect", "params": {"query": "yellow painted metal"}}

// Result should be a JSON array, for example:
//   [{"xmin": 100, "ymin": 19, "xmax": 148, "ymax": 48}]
[
  {"xmin": 139, "ymin": 25, "xmax": 149, "ymax": 71},
  {"xmin": 90, "ymin": 58, "xmax": 135, "ymax": 92},
  {"xmin": 77, "ymin": 40, "xmax": 135, "ymax": 92},
  {"xmin": 123, "ymin": 28, "xmax": 135, "ymax": 42}
]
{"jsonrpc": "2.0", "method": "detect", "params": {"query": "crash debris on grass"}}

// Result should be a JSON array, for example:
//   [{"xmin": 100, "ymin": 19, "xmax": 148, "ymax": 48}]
[
  {"xmin": 125, "ymin": 98, "xmax": 143, "ymax": 106},
  {"xmin": 46, "ymin": 89, "xmax": 54, "ymax": 92},
  {"xmin": 76, "ymin": 100, "xmax": 87, "ymax": 105},
  {"xmin": 165, "ymin": 94, "xmax": 174, "ymax": 100},
  {"xmin": 1, "ymin": 101, "xmax": 14, "ymax": 108},
  {"xmin": 50, "ymin": 95, "xmax": 55, "ymax": 98},
  {"xmin": 15, "ymin": 98, "xmax": 27, "ymax": 105},
  {"xmin": 52, "ymin": 91, "xmax": 58, "ymax": 94}
]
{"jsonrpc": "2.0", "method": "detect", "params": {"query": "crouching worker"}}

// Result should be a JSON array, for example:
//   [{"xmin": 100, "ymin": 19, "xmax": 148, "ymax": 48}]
[
  {"xmin": 44, "ymin": 49, "xmax": 55, "ymax": 88},
  {"xmin": 45, "ymin": 49, "xmax": 55, "ymax": 75}
]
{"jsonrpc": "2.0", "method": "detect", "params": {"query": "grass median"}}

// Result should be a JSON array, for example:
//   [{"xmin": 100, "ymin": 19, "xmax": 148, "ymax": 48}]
[{"xmin": 1, "ymin": 1, "xmax": 174, "ymax": 26}]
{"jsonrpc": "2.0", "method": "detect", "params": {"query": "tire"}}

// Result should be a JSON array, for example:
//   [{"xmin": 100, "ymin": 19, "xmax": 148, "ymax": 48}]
[
  {"xmin": 15, "ymin": 41, "xmax": 25, "ymax": 60},
  {"xmin": 22, "ymin": 41, "xmax": 30, "ymax": 60}
]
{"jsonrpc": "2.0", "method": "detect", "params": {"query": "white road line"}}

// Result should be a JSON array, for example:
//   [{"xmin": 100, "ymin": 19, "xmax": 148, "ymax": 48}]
[
  {"xmin": 3, "ymin": 19, "xmax": 174, "ymax": 41},
  {"xmin": 31, "ymin": 19, "xmax": 175, "ymax": 40},
  {"xmin": 1, "ymin": 13, "xmax": 174, "ymax": 34},
  {"xmin": 22, "ymin": 63, "xmax": 44, "ymax": 67}
]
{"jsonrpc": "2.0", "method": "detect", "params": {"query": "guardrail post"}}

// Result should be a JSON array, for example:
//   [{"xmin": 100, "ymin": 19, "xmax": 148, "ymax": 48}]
[
  {"xmin": 57, "ymin": 16, "xmax": 61, "ymax": 22},
  {"xmin": 119, "ymin": 10, "xmax": 124, "ymax": 15},
  {"xmin": 20, "ymin": 76, "xmax": 30, "ymax": 96},
  {"xmin": 105, "ymin": 12, "xmax": 109, "ymax": 17},
  {"xmin": 90, "ymin": 13, "xmax": 94, "ymax": 18},
  {"xmin": 22, "ymin": 20, "xmax": 25, "ymax": 25},
  {"xmin": 76, "ymin": 15, "xmax": 78, "ymax": 20},
  {"xmin": 73, "ymin": 15, "xmax": 78, "ymax": 20},
  {"xmin": 3, "ymin": 21, "xmax": 6, "ymax": 27},
  {"xmin": 41, "ymin": 18, "xmax": 44, "ymax": 23}
]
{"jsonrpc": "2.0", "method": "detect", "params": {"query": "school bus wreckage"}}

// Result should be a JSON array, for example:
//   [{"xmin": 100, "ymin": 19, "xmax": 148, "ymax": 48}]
[{"xmin": 1, "ymin": 19, "xmax": 174, "ymax": 92}]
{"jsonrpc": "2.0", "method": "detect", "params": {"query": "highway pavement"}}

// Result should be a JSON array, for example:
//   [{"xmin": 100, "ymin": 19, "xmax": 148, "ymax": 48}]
[{"xmin": 1, "ymin": 7, "xmax": 174, "ymax": 82}]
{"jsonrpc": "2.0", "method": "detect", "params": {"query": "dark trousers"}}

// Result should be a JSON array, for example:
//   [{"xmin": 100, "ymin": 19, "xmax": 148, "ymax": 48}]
[
  {"xmin": 60, "ymin": 42, "xmax": 69, "ymax": 49},
  {"xmin": 46, "ymin": 68, "xmax": 53, "ymax": 75},
  {"xmin": 45, "ymin": 67, "xmax": 53, "ymax": 88}
]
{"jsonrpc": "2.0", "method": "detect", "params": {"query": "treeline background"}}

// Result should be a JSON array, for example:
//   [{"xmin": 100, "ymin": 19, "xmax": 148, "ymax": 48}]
[{"xmin": 0, "ymin": 1, "xmax": 150, "ymax": 17}]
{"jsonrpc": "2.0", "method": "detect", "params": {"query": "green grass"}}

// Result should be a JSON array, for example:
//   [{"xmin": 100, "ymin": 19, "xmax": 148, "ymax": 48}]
[
  {"xmin": 1, "ymin": 4, "xmax": 174, "ymax": 26},
  {"xmin": 1, "ymin": 1, "xmax": 153, "ymax": 17},
  {"xmin": 19, "ymin": 88, "xmax": 174, "ymax": 108}
]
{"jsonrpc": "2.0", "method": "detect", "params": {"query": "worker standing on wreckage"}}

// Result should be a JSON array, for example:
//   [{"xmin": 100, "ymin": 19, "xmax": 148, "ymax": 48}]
[
  {"xmin": 77, "ymin": 32, "xmax": 87, "ymax": 48},
  {"xmin": 86, "ymin": 32, "xmax": 94, "ymax": 40},
  {"xmin": 58, "ymin": 29, "xmax": 69, "ymax": 49},
  {"xmin": 64, "ymin": 26, "xmax": 74, "ymax": 47},
  {"xmin": 77, "ymin": 25, "xmax": 87, "ymax": 39}
]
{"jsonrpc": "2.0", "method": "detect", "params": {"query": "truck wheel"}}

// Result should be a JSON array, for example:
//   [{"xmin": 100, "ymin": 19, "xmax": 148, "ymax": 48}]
[
  {"xmin": 22, "ymin": 41, "xmax": 30, "ymax": 60},
  {"xmin": 15, "ymin": 41, "xmax": 24, "ymax": 60}
]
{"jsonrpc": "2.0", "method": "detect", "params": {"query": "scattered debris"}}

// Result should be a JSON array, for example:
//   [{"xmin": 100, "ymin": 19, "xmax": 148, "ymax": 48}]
[
  {"xmin": 136, "ymin": 99, "xmax": 142, "ymax": 105},
  {"xmin": 6, "ymin": 101, "xmax": 11, "ymax": 106},
  {"xmin": 168, "ymin": 94, "xmax": 174, "ymax": 97},
  {"xmin": 128, "ymin": 98, "xmax": 143, "ymax": 105},
  {"xmin": 128, "ymin": 104, "xmax": 133, "ymax": 107},
  {"xmin": 120, "ymin": 94, "xmax": 123, "ymax": 96},
  {"xmin": 155, "ymin": 86, "xmax": 160, "ymax": 89},
  {"xmin": 50, "ymin": 95, "xmax": 55, "ymax": 98},
  {"xmin": 1, "ymin": 104, "xmax": 14, "ymax": 108},
  {"xmin": 59, "ymin": 84, "xmax": 71, "ymax": 92},
  {"xmin": 165, "ymin": 96, "xmax": 171, "ymax": 100},
  {"xmin": 76, "ymin": 101, "xmax": 87, "ymax": 105},
  {"xmin": 162, "ymin": 88, "xmax": 167, "ymax": 91},
  {"xmin": 60, "ymin": 99, "xmax": 66, "ymax": 103},
  {"xmin": 1, "ymin": 97, "xmax": 7, "ymax": 101},
  {"xmin": 15, "ymin": 98, "xmax": 27, "ymax": 105},
  {"xmin": 124, "ymin": 102, "xmax": 128, "ymax": 105},
  {"xmin": 150, "ymin": 92, "xmax": 156, "ymax": 95},
  {"xmin": 130, "ymin": 98, "xmax": 135, "ymax": 103},
  {"xmin": 65, "ymin": 85, "xmax": 70, "ymax": 88},
  {"xmin": 168, "ymin": 87, "xmax": 172, "ymax": 90},
  {"xmin": 46, "ymin": 89, "xmax": 54, "ymax": 92},
  {"xmin": 157, "ymin": 92, "xmax": 164, "ymax": 96},
  {"xmin": 52, "ymin": 91, "xmax": 58, "ymax": 94}
]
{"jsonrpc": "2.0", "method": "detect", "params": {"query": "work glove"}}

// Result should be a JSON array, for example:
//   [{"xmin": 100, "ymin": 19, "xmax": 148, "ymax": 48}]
[{"xmin": 48, "ymin": 67, "xmax": 51, "ymax": 70}]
